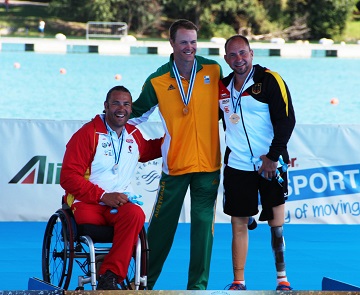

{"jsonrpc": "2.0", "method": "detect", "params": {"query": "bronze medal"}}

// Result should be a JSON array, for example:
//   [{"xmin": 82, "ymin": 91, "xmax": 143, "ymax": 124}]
[
  {"xmin": 183, "ymin": 106, "xmax": 189, "ymax": 115},
  {"xmin": 229, "ymin": 113, "xmax": 240, "ymax": 124}
]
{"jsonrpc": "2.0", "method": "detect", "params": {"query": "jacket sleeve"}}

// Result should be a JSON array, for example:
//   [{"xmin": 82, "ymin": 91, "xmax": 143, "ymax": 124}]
[
  {"xmin": 129, "ymin": 76, "xmax": 159, "ymax": 125},
  {"xmin": 131, "ymin": 128, "xmax": 163, "ymax": 163},
  {"xmin": 60, "ymin": 126, "xmax": 105, "ymax": 204},
  {"xmin": 264, "ymin": 71, "xmax": 296, "ymax": 162}
]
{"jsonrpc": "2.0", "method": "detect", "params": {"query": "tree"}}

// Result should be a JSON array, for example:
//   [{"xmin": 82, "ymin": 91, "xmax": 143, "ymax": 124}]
[
  {"xmin": 284, "ymin": 0, "xmax": 354, "ymax": 40},
  {"xmin": 113, "ymin": 0, "xmax": 162, "ymax": 36},
  {"xmin": 48, "ymin": 0, "xmax": 114, "ymax": 22},
  {"xmin": 307, "ymin": 0, "xmax": 353, "ymax": 39},
  {"xmin": 47, "ymin": 0, "xmax": 355, "ymax": 40},
  {"xmin": 199, "ymin": 0, "xmax": 279, "ymax": 39},
  {"xmin": 161, "ymin": 0, "xmax": 213, "ymax": 28},
  {"xmin": 48, "ymin": 0, "xmax": 163, "ymax": 36}
]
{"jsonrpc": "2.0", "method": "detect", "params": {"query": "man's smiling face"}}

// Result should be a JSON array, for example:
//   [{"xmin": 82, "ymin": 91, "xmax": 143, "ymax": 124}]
[
  {"xmin": 170, "ymin": 28, "xmax": 197, "ymax": 64},
  {"xmin": 104, "ymin": 90, "xmax": 132, "ymax": 136}
]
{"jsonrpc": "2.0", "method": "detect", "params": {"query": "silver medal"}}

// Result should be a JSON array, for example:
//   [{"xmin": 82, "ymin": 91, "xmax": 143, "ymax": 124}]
[{"xmin": 112, "ymin": 164, "xmax": 119, "ymax": 174}]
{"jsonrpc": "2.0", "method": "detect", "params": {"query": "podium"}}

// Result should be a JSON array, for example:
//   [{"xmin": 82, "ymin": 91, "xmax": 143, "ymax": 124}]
[
  {"xmin": 28, "ymin": 277, "xmax": 63, "ymax": 292},
  {"xmin": 322, "ymin": 277, "xmax": 360, "ymax": 291}
]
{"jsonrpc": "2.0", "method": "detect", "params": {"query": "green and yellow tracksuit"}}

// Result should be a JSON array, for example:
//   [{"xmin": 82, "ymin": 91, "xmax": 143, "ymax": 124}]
[{"xmin": 130, "ymin": 54, "xmax": 222, "ymax": 290}]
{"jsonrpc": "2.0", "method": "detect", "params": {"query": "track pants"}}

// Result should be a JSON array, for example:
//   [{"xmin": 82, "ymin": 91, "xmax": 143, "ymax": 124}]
[
  {"xmin": 147, "ymin": 170, "xmax": 220, "ymax": 290},
  {"xmin": 72, "ymin": 202, "xmax": 145, "ymax": 282}
]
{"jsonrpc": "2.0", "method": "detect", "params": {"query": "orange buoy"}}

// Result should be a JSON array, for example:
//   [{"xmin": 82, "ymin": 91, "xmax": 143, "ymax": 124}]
[
  {"xmin": 330, "ymin": 98, "xmax": 339, "ymax": 105},
  {"xmin": 115, "ymin": 74, "xmax": 122, "ymax": 80},
  {"xmin": 60, "ymin": 68, "xmax": 67, "ymax": 74},
  {"xmin": 14, "ymin": 62, "xmax": 21, "ymax": 69}
]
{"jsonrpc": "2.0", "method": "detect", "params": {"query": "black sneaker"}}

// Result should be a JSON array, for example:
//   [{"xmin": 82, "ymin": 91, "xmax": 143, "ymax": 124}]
[{"xmin": 97, "ymin": 270, "xmax": 120, "ymax": 290}]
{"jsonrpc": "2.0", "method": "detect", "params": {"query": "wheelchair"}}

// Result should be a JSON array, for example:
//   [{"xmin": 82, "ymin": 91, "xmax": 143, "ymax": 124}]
[{"xmin": 41, "ymin": 204, "xmax": 149, "ymax": 290}]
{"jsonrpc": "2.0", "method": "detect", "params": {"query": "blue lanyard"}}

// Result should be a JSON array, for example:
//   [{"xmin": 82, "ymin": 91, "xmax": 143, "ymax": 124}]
[
  {"xmin": 230, "ymin": 66, "xmax": 254, "ymax": 112},
  {"xmin": 172, "ymin": 59, "xmax": 197, "ymax": 106},
  {"xmin": 110, "ymin": 129, "xmax": 124, "ymax": 166}
]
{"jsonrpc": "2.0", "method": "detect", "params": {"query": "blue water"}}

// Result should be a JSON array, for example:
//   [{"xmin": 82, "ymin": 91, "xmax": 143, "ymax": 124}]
[{"xmin": 1, "ymin": 52, "xmax": 359, "ymax": 124}]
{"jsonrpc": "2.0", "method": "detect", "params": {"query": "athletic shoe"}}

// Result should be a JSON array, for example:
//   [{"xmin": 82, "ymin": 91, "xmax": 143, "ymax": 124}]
[
  {"xmin": 226, "ymin": 282, "xmax": 247, "ymax": 290},
  {"xmin": 97, "ymin": 270, "xmax": 120, "ymax": 290},
  {"xmin": 276, "ymin": 281, "xmax": 293, "ymax": 291},
  {"xmin": 248, "ymin": 216, "xmax": 257, "ymax": 230}
]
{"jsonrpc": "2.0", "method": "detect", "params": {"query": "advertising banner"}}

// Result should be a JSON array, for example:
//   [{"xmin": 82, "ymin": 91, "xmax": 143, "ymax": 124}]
[
  {"xmin": 1, "ymin": 119, "xmax": 359, "ymax": 224},
  {"xmin": 285, "ymin": 124, "xmax": 360, "ymax": 224}
]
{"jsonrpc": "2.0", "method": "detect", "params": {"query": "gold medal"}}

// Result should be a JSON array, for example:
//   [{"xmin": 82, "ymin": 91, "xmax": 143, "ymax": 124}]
[
  {"xmin": 183, "ymin": 106, "xmax": 189, "ymax": 115},
  {"xmin": 229, "ymin": 113, "xmax": 240, "ymax": 124}
]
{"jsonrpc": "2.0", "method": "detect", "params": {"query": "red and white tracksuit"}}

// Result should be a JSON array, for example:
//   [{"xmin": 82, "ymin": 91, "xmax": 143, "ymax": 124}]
[{"xmin": 60, "ymin": 114, "xmax": 162, "ymax": 281}]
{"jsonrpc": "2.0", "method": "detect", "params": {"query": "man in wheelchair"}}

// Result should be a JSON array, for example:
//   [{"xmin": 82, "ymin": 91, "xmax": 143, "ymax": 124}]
[{"xmin": 60, "ymin": 85, "xmax": 162, "ymax": 290}]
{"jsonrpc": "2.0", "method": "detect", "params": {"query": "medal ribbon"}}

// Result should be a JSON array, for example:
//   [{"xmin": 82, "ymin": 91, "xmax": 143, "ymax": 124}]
[
  {"xmin": 110, "ymin": 128, "xmax": 124, "ymax": 167},
  {"xmin": 230, "ymin": 66, "xmax": 255, "ymax": 112},
  {"xmin": 173, "ymin": 59, "xmax": 197, "ymax": 107}
]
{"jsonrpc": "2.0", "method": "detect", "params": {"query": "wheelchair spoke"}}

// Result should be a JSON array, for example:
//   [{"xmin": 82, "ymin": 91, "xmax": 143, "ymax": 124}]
[
  {"xmin": 42, "ymin": 210, "xmax": 74, "ymax": 290},
  {"xmin": 42, "ymin": 209, "xmax": 148, "ymax": 290}
]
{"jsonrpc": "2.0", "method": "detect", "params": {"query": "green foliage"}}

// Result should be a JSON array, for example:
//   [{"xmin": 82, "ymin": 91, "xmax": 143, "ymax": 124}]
[
  {"xmin": 284, "ymin": 0, "xmax": 354, "ymax": 40},
  {"xmin": 47, "ymin": 0, "xmax": 70, "ymax": 18},
  {"xmin": 1, "ymin": 0, "xmax": 358, "ymax": 41},
  {"xmin": 47, "ymin": 0, "xmax": 163, "ymax": 35},
  {"xmin": 0, "ymin": 2, "xmax": 86, "ymax": 37},
  {"xmin": 0, "ymin": 4, "xmax": 48, "ymax": 36},
  {"xmin": 198, "ymin": 0, "xmax": 280, "ymax": 37},
  {"xmin": 199, "ymin": 22, "xmax": 236, "ymax": 39},
  {"xmin": 48, "ymin": 0, "xmax": 114, "ymax": 21},
  {"xmin": 119, "ymin": 0, "xmax": 163, "ymax": 36},
  {"xmin": 340, "ymin": 19, "xmax": 360, "ymax": 42},
  {"xmin": 307, "ymin": 0, "xmax": 353, "ymax": 39},
  {"xmin": 356, "ymin": 1, "xmax": 360, "ymax": 11},
  {"xmin": 263, "ymin": 0, "xmax": 283, "ymax": 22}
]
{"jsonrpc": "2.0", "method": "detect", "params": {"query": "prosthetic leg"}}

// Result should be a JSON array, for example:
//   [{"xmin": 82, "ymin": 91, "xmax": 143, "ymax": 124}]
[
  {"xmin": 271, "ymin": 226, "xmax": 293, "ymax": 290},
  {"xmin": 271, "ymin": 226, "xmax": 285, "ymax": 276}
]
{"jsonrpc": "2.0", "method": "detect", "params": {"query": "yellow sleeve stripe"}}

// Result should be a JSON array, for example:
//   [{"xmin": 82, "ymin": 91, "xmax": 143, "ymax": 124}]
[{"xmin": 266, "ymin": 70, "xmax": 289, "ymax": 116}]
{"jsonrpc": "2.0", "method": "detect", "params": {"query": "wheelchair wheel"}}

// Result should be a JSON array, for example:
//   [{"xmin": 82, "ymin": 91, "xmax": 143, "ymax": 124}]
[
  {"xmin": 120, "ymin": 226, "xmax": 149, "ymax": 290},
  {"xmin": 42, "ymin": 209, "xmax": 75, "ymax": 290}
]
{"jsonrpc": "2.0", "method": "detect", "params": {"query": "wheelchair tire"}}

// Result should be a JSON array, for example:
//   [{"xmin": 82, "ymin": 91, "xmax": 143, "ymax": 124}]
[
  {"xmin": 120, "ymin": 226, "xmax": 149, "ymax": 290},
  {"xmin": 42, "ymin": 209, "xmax": 75, "ymax": 290}
]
